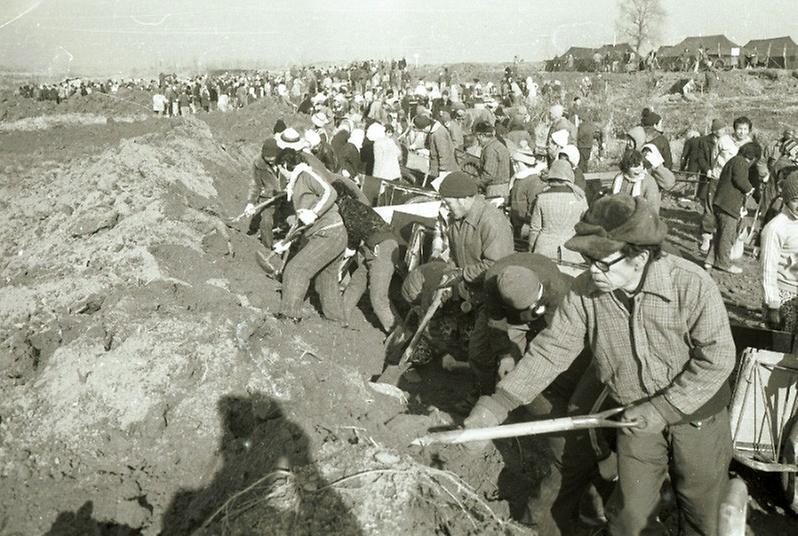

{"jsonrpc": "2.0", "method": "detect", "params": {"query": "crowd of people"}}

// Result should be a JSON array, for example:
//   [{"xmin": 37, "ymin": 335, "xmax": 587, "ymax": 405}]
[
  {"xmin": 18, "ymin": 58, "xmax": 798, "ymax": 534},
  {"xmin": 238, "ymin": 67, "xmax": 798, "ymax": 533}
]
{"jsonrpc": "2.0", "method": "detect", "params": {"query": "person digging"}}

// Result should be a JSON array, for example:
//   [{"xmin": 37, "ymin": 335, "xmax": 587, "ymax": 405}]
[{"xmin": 465, "ymin": 194, "xmax": 736, "ymax": 536}]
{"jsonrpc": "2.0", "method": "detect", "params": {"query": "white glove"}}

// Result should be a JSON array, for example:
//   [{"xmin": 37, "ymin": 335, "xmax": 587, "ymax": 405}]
[
  {"xmin": 343, "ymin": 247, "xmax": 356, "ymax": 259},
  {"xmin": 341, "ymin": 169, "xmax": 351, "ymax": 178},
  {"xmin": 272, "ymin": 241, "xmax": 291, "ymax": 254},
  {"xmin": 243, "ymin": 203, "xmax": 256, "ymax": 217},
  {"xmin": 296, "ymin": 208, "xmax": 318, "ymax": 226},
  {"xmin": 642, "ymin": 144, "xmax": 664, "ymax": 168},
  {"xmin": 497, "ymin": 356, "xmax": 516, "ymax": 379}
]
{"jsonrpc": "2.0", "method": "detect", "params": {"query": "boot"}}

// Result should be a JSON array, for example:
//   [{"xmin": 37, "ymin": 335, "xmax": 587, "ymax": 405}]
[{"xmin": 699, "ymin": 233, "xmax": 712, "ymax": 253}]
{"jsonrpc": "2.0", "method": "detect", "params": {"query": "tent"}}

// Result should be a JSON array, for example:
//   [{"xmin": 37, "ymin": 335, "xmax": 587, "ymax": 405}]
[
  {"xmin": 554, "ymin": 46, "xmax": 597, "ymax": 71},
  {"xmin": 595, "ymin": 43, "xmax": 634, "ymax": 58},
  {"xmin": 660, "ymin": 34, "xmax": 741, "ymax": 68},
  {"xmin": 743, "ymin": 36, "xmax": 798, "ymax": 68}
]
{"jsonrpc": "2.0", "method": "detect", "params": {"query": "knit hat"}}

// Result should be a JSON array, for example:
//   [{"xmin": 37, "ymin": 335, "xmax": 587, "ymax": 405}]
[
  {"xmin": 641, "ymin": 109, "xmax": 661, "ymax": 127},
  {"xmin": 497, "ymin": 266, "xmax": 542, "ymax": 310},
  {"xmin": 782, "ymin": 170, "xmax": 798, "ymax": 200},
  {"xmin": 413, "ymin": 115, "xmax": 433, "ymax": 129},
  {"xmin": 474, "ymin": 120, "xmax": 494, "ymax": 135},
  {"xmin": 547, "ymin": 160, "xmax": 575, "ymax": 182},
  {"xmin": 439, "ymin": 171, "xmax": 478, "ymax": 198},
  {"xmin": 565, "ymin": 194, "xmax": 668, "ymax": 259},
  {"xmin": 710, "ymin": 119, "xmax": 725, "ymax": 133},
  {"xmin": 559, "ymin": 144, "xmax": 581, "ymax": 167},
  {"xmin": 261, "ymin": 137, "xmax": 280, "ymax": 161},
  {"xmin": 276, "ymin": 128, "xmax": 306, "ymax": 150}
]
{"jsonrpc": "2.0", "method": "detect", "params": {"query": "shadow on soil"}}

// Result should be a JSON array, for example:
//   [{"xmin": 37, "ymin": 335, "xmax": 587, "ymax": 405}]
[{"xmin": 159, "ymin": 393, "xmax": 363, "ymax": 535}]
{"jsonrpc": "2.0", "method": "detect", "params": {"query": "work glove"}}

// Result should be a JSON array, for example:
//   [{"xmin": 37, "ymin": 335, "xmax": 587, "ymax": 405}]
[
  {"xmin": 497, "ymin": 356, "xmax": 516, "ymax": 380},
  {"xmin": 243, "ymin": 203, "xmax": 256, "ymax": 217},
  {"xmin": 765, "ymin": 307, "xmax": 782, "ymax": 330},
  {"xmin": 462, "ymin": 396, "xmax": 505, "ymax": 454},
  {"xmin": 272, "ymin": 240, "xmax": 291, "ymax": 255},
  {"xmin": 296, "ymin": 208, "xmax": 318, "ymax": 226},
  {"xmin": 343, "ymin": 247, "xmax": 357, "ymax": 259},
  {"xmin": 437, "ymin": 267, "xmax": 464, "ymax": 289},
  {"xmin": 621, "ymin": 401, "xmax": 667, "ymax": 436}
]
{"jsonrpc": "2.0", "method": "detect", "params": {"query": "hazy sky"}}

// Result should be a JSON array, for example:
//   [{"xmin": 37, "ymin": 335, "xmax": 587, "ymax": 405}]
[{"xmin": 1, "ymin": 0, "xmax": 796, "ymax": 76}]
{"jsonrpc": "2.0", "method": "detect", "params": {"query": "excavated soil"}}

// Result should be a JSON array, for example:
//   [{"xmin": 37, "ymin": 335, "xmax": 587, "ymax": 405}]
[{"xmin": 1, "ymin": 71, "xmax": 797, "ymax": 536}]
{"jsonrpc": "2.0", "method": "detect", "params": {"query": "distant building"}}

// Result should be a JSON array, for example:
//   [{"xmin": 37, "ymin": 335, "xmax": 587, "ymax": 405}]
[
  {"xmin": 658, "ymin": 34, "xmax": 741, "ymax": 69},
  {"xmin": 743, "ymin": 36, "xmax": 798, "ymax": 68}
]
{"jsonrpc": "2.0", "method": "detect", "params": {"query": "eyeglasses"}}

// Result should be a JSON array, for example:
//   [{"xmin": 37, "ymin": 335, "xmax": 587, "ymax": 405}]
[{"xmin": 583, "ymin": 254, "xmax": 626, "ymax": 273}]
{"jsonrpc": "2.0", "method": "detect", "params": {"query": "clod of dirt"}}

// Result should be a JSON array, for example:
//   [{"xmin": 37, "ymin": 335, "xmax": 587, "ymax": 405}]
[{"xmin": 70, "ymin": 208, "xmax": 119, "ymax": 237}]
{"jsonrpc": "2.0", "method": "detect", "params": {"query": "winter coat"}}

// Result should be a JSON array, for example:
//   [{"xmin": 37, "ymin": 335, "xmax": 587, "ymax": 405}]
[
  {"xmin": 713, "ymin": 154, "xmax": 754, "ymax": 219},
  {"xmin": 528, "ymin": 183, "xmax": 588, "ymax": 263}
]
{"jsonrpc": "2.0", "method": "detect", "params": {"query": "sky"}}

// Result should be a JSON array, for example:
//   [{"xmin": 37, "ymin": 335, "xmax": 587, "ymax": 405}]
[{"xmin": 1, "ymin": 0, "xmax": 796, "ymax": 77}]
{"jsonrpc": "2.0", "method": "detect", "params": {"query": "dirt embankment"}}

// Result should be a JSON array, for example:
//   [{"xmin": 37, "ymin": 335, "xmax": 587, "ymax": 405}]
[
  {"xmin": 0, "ymin": 110, "xmax": 522, "ymax": 535},
  {"xmin": 1, "ymin": 74, "xmax": 796, "ymax": 535}
]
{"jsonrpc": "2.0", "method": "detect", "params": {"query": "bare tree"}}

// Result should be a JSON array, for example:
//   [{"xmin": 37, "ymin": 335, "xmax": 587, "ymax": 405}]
[{"xmin": 616, "ymin": 0, "xmax": 666, "ymax": 55}]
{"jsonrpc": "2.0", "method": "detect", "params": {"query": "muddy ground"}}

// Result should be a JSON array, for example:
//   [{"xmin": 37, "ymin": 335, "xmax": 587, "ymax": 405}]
[{"xmin": 1, "ymin": 70, "xmax": 797, "ymax": 535}]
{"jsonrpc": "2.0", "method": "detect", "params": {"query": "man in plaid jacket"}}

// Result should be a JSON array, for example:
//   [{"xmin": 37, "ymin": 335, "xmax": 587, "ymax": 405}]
[{"xmin": 465, "ymin": 194, "xmax": 736, "ymax": 535}]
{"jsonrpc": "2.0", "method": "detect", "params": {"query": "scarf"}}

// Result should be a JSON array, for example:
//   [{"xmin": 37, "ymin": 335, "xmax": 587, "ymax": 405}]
[{"xmin": 612, "ymin": 172, "xmax": 644, "ymax": 198}]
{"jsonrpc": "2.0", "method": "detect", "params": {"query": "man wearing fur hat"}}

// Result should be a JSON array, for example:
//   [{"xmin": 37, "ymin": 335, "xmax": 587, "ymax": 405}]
[
  {"xmin": 438, "ymin": 171, "xmax": 514, "ymax": 290},
  {"xmin": 465, "ymin": 194, "xmax": 735, "ymax": 536}
]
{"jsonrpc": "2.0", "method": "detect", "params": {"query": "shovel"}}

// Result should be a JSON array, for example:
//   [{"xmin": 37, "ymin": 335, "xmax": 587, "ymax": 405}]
[
  {"xmin": 254, "ymin": 221, "xmax": 311, "ymax": 278},
  {"xmin": 410, "ymin": 406, "xmax": 637, "ymax": 446},
  {"xmin": 374, "ymin": 286, "xmax": 448, "ymax": 385},
  {"xmin": 228, "ymin": 192, "xmax": 287, "ymax": 226}
]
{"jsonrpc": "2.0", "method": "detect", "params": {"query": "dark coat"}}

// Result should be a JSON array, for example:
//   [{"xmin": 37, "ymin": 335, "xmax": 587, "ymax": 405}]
[
  {"xmin": 680, "ymin": 136, "xmax": 702, "ymax": 173},
  {"xmin": 713, "ymin": 154, "xmax": 754, "ymax": 218},
  {"xmin": 695, "ymin": 134, "xmax": 717, "ymax": 175}
]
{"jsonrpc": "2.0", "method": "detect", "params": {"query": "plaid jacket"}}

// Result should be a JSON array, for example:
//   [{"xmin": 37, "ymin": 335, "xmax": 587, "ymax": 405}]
[{"xmin": 497, "ymin": 253, "xmax": 736, "ymax": 423}]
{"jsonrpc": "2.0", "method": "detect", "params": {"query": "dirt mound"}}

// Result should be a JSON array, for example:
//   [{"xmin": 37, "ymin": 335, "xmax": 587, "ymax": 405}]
[
  {"xmin": 0, "ymin": 88, "xmax": 151, "ymax": 123},
  {"xmin": 0, "ymin": 115, "xmax": 521, "ymax": 535}
]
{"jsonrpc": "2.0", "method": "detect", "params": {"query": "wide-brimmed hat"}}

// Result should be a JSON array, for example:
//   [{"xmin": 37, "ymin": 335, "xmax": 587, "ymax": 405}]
[{"xmin": 276, "ymin": 128, "xmax": 306, "ymax": 150}]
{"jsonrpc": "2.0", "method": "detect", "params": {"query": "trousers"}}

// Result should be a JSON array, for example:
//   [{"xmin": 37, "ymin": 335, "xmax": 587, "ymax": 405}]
[
  {"xmin": 341, "ymin": 238, "xmax": 400, "ymax": 332},
  {"xmin": 706, "ymin": 209, "xmax": 739, "ymax": 270},
  {"xmin": 607, "ymin": 409, "xmax": 732, "ymax": 536},
  {"xmin": 279, "ymin": 225, "xmax": 346, "ymax": 320},
  {"xmin": 698, "ymin": 178, "xmax": 717, "ymax": 235}
]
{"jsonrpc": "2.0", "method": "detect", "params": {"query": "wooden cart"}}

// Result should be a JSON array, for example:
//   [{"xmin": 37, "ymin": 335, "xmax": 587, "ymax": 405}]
[{"xmin": 729, "ymin": 347, "xmax": 798, "ymax": 513}]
